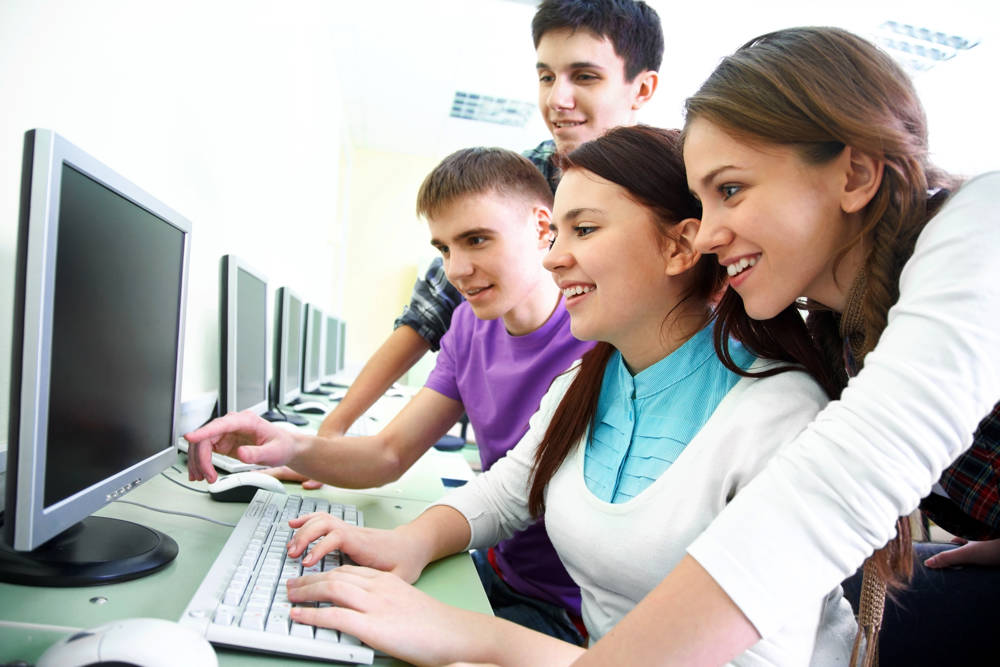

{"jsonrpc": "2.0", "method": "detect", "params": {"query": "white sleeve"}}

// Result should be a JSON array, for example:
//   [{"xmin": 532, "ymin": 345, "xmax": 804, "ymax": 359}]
[
  {"xmin": 688, "ymin": 172, "xmax": 1000, "ymax": 638},
  {"xmin": 430, "ymin": 366, "xmax": 579, "ymax": 550}
]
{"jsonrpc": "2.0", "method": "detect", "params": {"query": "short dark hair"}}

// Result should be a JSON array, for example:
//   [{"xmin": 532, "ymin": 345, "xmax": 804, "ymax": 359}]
[
  {"xmin": 531, "ymin": 0, "xmax": 664, "ymax": 80},
  {"xmin": 416, "ymin": 147, "xmax": 553, "ymax": 220}
]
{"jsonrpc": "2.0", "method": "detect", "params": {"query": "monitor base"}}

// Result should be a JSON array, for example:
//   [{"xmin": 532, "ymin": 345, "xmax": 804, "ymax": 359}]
[{"xmin": 0, "ymin": 515, "xmax": 178, "ymax": 586}]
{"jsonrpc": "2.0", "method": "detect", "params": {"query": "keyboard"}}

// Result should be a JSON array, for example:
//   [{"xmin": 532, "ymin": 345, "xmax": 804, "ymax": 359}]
[{"xmin": 178, "ymin": 490, "xmax": 375, "ymax": 664}]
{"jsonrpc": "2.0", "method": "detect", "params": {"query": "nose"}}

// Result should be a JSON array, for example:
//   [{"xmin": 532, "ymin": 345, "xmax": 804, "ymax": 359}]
[
  {"xmin": 692, "ymin": 212, "xmax": 733, "ymax": 255},
  {"xmin": 543, "ymin": 234, "xmax": 573, "ymax": 274},
  {"xmin": 444, "ymin": 249, "xmax": 473, "ymax": 284},
  {"xmin": 546, "ymin": 76, "xmax": 574, "ymax": 111}
]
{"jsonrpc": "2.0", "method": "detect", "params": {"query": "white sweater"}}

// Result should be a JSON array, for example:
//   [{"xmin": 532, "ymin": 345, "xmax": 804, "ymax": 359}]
[
  {"xmin": 436, "ymin": 361, "xmax": 857, "ymax": 665},
  {"xmin": 688, "ymin": 172, "xmax": 1000, "ymax": 637}
]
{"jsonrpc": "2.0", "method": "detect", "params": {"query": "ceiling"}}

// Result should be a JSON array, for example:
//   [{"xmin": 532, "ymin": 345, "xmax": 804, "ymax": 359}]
[{"xmin": 328, "ymin": 0, "xmax": 998, "ymax": 173}]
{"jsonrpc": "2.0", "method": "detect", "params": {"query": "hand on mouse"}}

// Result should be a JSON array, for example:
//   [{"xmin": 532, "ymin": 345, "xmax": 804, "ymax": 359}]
[
  {"xmin": 185, "ymin": 412, "xmax": 298, "ymax": 484},
  {"xmin": 259, "ymin": 465, "xmax": 324, "ymax": 490},
  {"xmin": 287, "ymin": 513, "xmax": 432, "ymax": 584}
]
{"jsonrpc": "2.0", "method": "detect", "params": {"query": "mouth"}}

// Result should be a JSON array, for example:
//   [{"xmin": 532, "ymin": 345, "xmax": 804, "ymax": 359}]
[
  {"xmin": 725, "ymin": 255, "xmax": 759, "ymax": 278},
  {"xmin": 561, "ymin": 284, "xmax": 595, "ymax": 302},
  {"xmin": 463, "ymin": 285, "xmax": 493, "ymax": 298},
  {"xmin": 551, "ymin": 120, "xmax": 585, "ymax": 130}
]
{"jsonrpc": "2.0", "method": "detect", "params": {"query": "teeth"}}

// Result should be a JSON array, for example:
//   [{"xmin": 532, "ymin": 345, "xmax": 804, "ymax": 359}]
[
  {"xmin": 726, "ymin": 256, "xmax": 758, "ymax": 277},
  {"xmin": 562, "ymin": 285, "xmax": 595, "ymax": 298},
  {"xmin": 466, "ymin": 287, "xmax": 487, "ymax": 295},
  {"xmin": 553, "ymin": 121, "xmax": 584, "ymax": 128}
]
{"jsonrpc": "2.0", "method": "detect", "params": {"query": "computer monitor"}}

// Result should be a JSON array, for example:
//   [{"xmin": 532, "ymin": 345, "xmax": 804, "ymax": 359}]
[
  {"xmin": 338, "ymin": 320, "xmax": 347, "ymax": 372},
  {"xmin": 1, "ymin": 129, "xmax": 190, "ymax": 586},
  {"xmin": 269, "ymin": 286, "xmax": 307, "ymax": 425},
  {"xmin": 219, "ymin": 255, "xmax": 269, "ymax": 416},
  {"xmin": 322, "ymin": 314, "xmax": 340, "ymax": 384},
  {"xmin": 301, "ymin": 304, "xmax": 327, "ymax": 395}
]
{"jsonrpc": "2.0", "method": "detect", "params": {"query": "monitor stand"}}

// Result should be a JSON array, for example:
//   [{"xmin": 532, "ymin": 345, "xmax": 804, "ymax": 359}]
[
  {"xmin": 0, "ymin": 516, "xmax": 178, "ymax": 586},
  {"xmin": 262, "ymin": 407, "xmax": 308, "ymax": 426}
]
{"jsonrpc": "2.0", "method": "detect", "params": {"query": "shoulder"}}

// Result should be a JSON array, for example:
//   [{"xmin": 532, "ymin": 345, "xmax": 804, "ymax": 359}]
[
  {"xmin": 722, "ymin": 360, "xmax": 829, "ymax": 418},
  {"xmin": 917, "ymin": 172, "xmax": 1000, "ymax": 247}
]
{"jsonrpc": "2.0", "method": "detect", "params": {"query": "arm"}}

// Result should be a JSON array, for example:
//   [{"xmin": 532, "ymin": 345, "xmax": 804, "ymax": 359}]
[
  {"xmin": 317, "ymin": 325, "xmax": 430, "ymax": 437},
  {"xmin": 186, "ymin": 387, "xmax": 464, "ymax": 486}
]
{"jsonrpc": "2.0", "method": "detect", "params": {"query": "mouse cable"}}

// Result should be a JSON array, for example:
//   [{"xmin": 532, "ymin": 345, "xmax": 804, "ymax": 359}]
[
  {"xmin": 161, "ymin": 468, "xmax": 210, "ymax": 494},
  {"xmin": 114, "ymin": 498, "xmax": 236, "ymax": 528}
]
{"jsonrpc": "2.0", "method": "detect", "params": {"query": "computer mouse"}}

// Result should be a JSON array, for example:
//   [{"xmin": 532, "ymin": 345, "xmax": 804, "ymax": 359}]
[
  {"xmin": 37, "ymin": 617, "xmax": 217, "ymax": 667},
  {"xmin": 293, "ymin": 400, "xmax": 328, "ymax": 415},
  {"xmin": 207, "ymin": 471, "xmax": 287, "ymax": 502}
]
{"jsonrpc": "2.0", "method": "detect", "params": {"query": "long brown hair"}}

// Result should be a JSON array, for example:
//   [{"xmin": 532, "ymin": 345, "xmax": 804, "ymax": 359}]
[{"xmin": 683, "ymin": 27, "xmax": 960, "ymax": 589}]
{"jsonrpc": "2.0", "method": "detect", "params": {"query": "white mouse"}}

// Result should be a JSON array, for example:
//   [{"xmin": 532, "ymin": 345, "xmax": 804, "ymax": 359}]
[
  {"xmin": 292, "ymin": 400, "xmax": 328, "ymax": 415},
  {"xmin": 207, "ymin": 470, "xmax": 287, "ymax": 502},
  {"xmin": 37, "ymin": 617, "xmax": 217, "ymax": 667}
]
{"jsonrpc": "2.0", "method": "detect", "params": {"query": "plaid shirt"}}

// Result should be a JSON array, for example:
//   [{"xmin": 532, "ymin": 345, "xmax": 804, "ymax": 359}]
[
  {"xmin": 921, "ymin": 401, "xmax": 1000, "ymax": 540},
  {"xmin": 393, "ymin": 140, "xmax": 560, "ymax": 350}
]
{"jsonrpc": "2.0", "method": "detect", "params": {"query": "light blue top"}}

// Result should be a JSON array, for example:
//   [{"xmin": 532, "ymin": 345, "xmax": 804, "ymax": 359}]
[{"xmin": 584, "ymin": 325, "xmax": 756, "ymax": 503}]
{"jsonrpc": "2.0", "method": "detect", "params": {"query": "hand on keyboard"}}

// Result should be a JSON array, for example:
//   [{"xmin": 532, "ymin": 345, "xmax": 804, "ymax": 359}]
[
  {"xmin": 287, "ymin": 513, "xmax": 430, "ymax": 585},
  {"xmin": 185, "ymin": 412, "xmax": 300, "ymax": 484},
  {"xmin": 288, "ymin": 565, "xmax": 485, "ymax": 667}
]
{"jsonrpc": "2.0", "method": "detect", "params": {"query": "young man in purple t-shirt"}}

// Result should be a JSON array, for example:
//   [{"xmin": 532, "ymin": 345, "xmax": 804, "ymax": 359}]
[{"xmin": 186, "ymin": 147, "xmax": 594, "ymax": 642}]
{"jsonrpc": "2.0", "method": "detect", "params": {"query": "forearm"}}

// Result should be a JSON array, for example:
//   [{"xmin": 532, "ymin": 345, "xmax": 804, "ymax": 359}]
[
  {"xmin": 447, "ymin": 612, "xmax": 586, "ymax": 667},
  {"xmin": 286, "ymin": 433, "xmax": 407, "ymax": 488},
  {"xmin": 572, "ymin": 555, "xmax": 758, "ymax": 666},
  {"xmin": 393, "ymin": 505, "xmax": 474, "ymax": 569},
  {"xmin": 319, "ymin": 325, "xmax": 431, "ymax": 436}
]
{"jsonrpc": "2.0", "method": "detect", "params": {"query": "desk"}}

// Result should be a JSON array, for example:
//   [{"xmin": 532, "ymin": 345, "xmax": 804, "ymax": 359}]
[{"xmin": 0, "ymin": 453, "xmax": 491, "ymax": 666}]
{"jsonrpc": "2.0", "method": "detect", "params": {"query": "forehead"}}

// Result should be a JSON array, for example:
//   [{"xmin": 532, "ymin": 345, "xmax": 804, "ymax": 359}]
[
  {"xmin": 535, "ymin": 27, "xmax": 626, "ymax": 77},
  {"xmin": 427, "ymin": 191, "xmax": 530, "ymax": 240},
  {"xmin": 683, "ymin": 119, "xmax": 780, "ymax": 184},
  {"xmin": 553, "ymin": 169, "xmax": 635, "ymax": 219}
]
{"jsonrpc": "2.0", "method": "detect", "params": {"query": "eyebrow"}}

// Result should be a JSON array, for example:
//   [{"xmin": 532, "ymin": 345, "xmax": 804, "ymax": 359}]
[
  {"xmin": 556, "ymin": 207, "xmax": 605, "ymax": 224},
  {"xmin": 429, "ymin": 226, "xmax": 494, "ymax": 247},
  {"xmin": 697, "ymin": 165, "xmax": 738, "ymax": 190},
  {"xmin": 536, "ymin": 60, "xmax": 606, "ymax": 71}
]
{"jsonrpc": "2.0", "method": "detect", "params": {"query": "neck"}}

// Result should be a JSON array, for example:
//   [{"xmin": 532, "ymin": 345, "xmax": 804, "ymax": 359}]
[
  {"xmin": 502, "ymin": 277, "xmax": 562, "ymax": 336},
  {"xmin": 618, "ymin": 300, "xmax": 709, "ymax": 374}
]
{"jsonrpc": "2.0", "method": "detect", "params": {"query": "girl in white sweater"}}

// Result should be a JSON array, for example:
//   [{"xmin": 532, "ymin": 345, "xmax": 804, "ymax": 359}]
[{"xmin": 279, "ymin": 125, "xmax": 858, "ymax": 666}]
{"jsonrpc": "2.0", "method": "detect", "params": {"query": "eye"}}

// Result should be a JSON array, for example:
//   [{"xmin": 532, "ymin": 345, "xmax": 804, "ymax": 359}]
[
  {"xmin": 719, "ymin": 184, "xmax": 742, "ymax": 201},
  {"xmin": 574, "ymin": 224, "xmax": 597, "ymax": 238},
  {"xmin": 468, "ymin": 236, "xmax": 488, "ymax": 247},
  {"xmin": 433, "ymin": 244, "xmax": 449, "ymax": 257},
  {"xmin": 575, "ymin": 72, "xmax": 600, "ymax": 83},
  {"xmin": 538, "ymin": 72, "xmax": 554, "ymax": 84}
]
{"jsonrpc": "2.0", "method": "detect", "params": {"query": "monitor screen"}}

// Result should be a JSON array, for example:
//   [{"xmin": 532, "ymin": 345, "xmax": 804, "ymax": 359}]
[
  {"xmin": 272, "ymin": 286, "xmax": 304, "ymax": 406},
  {"xmin": 302, "ymin": 304, "xmax": 323, "ymax": 393},
  {"xmin": 2, "ymin": 129, "xmax": 189, "ymax": 585},
  {"xmin": 220, "ymin": 256, "xmax": 268, "ymax": 415},
  {"xmin": 323, "ymin": 314, "xmax": 340, "ymax": 381}
]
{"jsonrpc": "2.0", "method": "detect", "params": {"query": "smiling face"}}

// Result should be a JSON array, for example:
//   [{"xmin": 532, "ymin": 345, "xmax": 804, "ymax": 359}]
[
  {"xmin": 683, "ymin": 117, "xmax": 867, "ymax": 319},
  {"xmin": 544, "ymin": 168, "xmax": 695, "ymax": 371},
  {"xmin": 536, "ymin": 28, "xmax": 655, "ymax": 156},
  {"xmin": 428, "ymin": 191, "xmax": 556, "ymax": 335}
]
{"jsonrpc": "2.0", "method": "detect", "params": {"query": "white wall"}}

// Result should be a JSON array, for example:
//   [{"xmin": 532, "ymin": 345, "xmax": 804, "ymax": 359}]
[{"xmin": 0, "ymin": 0, "xmax": 351, "ymax": 447}]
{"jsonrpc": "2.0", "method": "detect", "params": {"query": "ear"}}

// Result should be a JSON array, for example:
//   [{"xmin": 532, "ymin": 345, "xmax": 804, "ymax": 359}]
[
  {"xmin": 630, "ymin": 70, "xmax": 658, "ymax": 111},
  {"xmin": 533, "ymin": 205, "xmax": 553, "ymax": 250},
  {"xmin": 663, "ymin": 217, "xmax": 702, "ymax": 276},
  {"xmin": 841, "ymin": 146, "xmax": 884, "ymax": 214}
]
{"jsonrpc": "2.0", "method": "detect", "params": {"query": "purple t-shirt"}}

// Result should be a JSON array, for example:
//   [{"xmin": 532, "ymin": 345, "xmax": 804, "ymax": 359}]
[{"xmin": 426, "ymin": 298, "xmax": 595, "ymax": 614}]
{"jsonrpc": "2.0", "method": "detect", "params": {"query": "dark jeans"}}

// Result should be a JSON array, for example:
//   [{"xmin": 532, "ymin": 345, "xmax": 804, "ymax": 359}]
[
  {"xmin": 841, "ymin": 542, "xmax": 1000, "ymax": 665},
  {"xmin": 471, "ymin": 549, "xmax": 586, "ymax": 647}
]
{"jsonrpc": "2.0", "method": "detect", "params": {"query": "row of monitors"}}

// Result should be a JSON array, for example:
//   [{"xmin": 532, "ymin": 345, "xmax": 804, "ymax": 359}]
[
  {"xmin": 220, "ymin": 255, "xmax": 347, "ymax": 418},
  {"xmin": 0, "ymin": 128, "xmax": 340, "ymax": 586}
]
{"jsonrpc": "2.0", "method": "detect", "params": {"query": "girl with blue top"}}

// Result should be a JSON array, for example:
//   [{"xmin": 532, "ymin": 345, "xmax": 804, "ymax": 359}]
[{"xmin": 277, "ymin": 126, "xmax": 856, "ymax": 666}]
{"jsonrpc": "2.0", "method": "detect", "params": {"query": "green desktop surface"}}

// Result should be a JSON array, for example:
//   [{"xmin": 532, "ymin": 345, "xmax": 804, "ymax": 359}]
[{"xmin": 0, "ymin": 453, "xmax": 490, "ymax": 666}]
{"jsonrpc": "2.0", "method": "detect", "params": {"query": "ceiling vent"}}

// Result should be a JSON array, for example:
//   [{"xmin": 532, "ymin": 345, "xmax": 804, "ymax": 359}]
[
  {"xmin": 450, "ymin": 91, "xmax": 535, "ymax": 127},
  {"xmin": 875, "ymin": 20, "xmax": 979, "ymax": 72}
]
